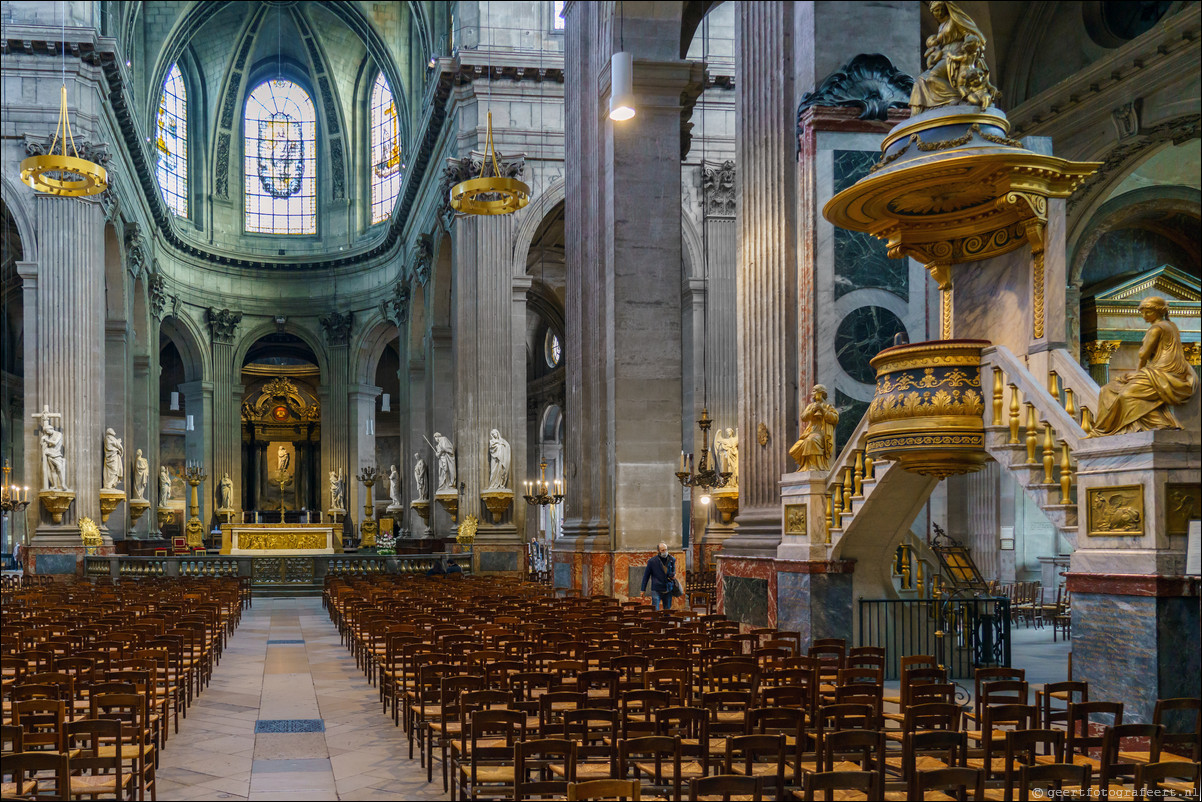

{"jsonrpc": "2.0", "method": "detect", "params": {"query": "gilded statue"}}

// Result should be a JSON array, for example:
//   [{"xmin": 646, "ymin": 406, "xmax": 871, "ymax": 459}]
[
  {"xmin": 910, "ymin": 1, "xmax": 1000, "ymax": 115},
  {"xmin": 790, "ymin": 385, "xmax": 840, "ymax": 472},
  {"xmin": 1092, "ymin": 297, "xmax": 1199, "ymax": 436}
]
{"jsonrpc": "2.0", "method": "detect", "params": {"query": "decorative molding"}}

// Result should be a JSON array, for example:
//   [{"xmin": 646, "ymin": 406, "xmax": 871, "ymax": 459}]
[
  {"xmin": 318, "ymin": 76, "xmax": 340, "ymax": 136},
  {"xmin": 411, "ymin": 233, "xmax": 433, "ymax": 285},
  {"xmin": 220, "ymin": 73, "xmax": 241, "ymax": 130},
  {"xmin": 320, "ymin": 311, "xmax": 353, "ymax": 346},
  {"xmin": 23, "ymin": 133, "xmax": 111, "ymax": 166},
  {"xmin": 148, "ymin": 273, "xmax": 169, "ymax": 320},
  {"xmin": 1111, "ymin": 100, "xmax": 1141, "ymax": 141},
  {"xmin": 797, "ymin": 53, "xmax": 913, "ymax": 138},
  {"xmin": 214, "ymin": 132, "xmax": 231, "ymax": 198},
  {"xmin": 380, "ymin": 282, "xmax": 411, "ymax": 327},
  {"xmin": 1086, "ymin": 484, "xmax": 1144, "ymax": 536},
  {"xmin": 205, "ymin": 307, "xmax": 243, "ymax": 344},
  {"xmin": 124, "ymin": 223, "xmax": 148, "ymax": 278},
  {"xmin": 702, "ymin": 160, "xmax": 736, "ymax": 217},
  {"xmin": 330, "ymin": 137, "xmax": 345, "ymax": 200}
]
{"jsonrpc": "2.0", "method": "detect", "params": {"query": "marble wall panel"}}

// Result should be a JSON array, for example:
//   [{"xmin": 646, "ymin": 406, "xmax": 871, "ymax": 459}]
[
  {"xmin": 34, "ymin": 553, "xmax": 77, "ymax": 574},
  {"xmin": 834, "ymin": 392, "xmax": 870, "ymax": 458},
  {"xmin": 776, "ymin": 571, "xmax": 812, "ymax": 642},
  {"xmin": 478, "ymin": 550, "xmax": 518, "ymax": 572},
  {"xmin": 553, "ymin": 559, "xmax": 572, "ymax": 588},
  {"xmin": 832, "ymin": 150, "xmax": 907, "ymax": 301},
  {"xmin": 724, "ymin": 576, "xmax": 770, "ymax": 627}
]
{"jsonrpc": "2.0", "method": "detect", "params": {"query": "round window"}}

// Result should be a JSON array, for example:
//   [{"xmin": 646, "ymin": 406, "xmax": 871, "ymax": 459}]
[{"xmin": 544, "ymin": 329, "xmax": 562, "ymax": 368}]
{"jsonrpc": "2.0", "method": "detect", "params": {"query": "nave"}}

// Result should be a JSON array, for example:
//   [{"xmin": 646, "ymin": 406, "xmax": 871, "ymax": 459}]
[{"xmin": 154, "ymin": 597, "xmax": 440, "ymax": 801}]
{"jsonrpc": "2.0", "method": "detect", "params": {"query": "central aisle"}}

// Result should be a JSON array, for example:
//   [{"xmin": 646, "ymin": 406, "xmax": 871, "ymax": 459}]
[{"xmin": 157, "ymin": 597, "xmax": 446, "ymax": 801}]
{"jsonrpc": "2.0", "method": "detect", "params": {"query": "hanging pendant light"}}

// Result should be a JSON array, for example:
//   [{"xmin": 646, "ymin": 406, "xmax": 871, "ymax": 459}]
[
  {"xmin": 449, "ymin": 111, "xmax": 531, "ymax": 215},
  {"xmin": 609, "ymin": 51, "xmax": 636, "ymax": 121},
  {"xmin": 20, "ymin": 85, "xmax": 107, "ymax": 197}
]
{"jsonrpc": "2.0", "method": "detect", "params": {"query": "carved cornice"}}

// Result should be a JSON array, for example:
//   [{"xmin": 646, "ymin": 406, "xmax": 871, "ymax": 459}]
[
  {"xmin": 380, "ymin": 282, "xmax": 411, "ymax": 327},
  {"xmin": 797, "ymin": 53, "xmax": 913, "ymax": 138},
  {"xmin": 411, "ymin": 233, "xmax": 433, "ymax": 285},
  {"xmin": 124, "ymin": 223, "xmax": 148, "ymax": 278},
  {"xmin": 320, "ymin": 311, "xmax": 353, "ymax": 346},
  {"xmin": 205, "ymin": 307, "xmax": 242, "ymax": 344}
]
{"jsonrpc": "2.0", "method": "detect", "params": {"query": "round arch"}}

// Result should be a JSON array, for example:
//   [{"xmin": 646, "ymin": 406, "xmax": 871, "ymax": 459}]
[
  {"xmin": 231, "ymin": 320, "xmax": 328, "ymax": 381},
  {"xmin": 159, "ymin": 313, "xmax": 210, "ymax": 383},
  {"xmin": 0, "ymin": 178, "xmax": 38, "ymax": 265},
  {"xmin": 511, "ymin": 178, "xmax": 566, "ymax": 278},
  {"xmin": 353, "ymin": 311, "xmax": 402, "ymax": 385}
]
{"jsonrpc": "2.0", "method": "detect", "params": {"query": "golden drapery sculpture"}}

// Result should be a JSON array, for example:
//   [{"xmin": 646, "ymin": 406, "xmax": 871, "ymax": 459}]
[
  {"xmin": 790, "ymin": 385, "xmax": 840, "ymax": 472},
  {"xmin": 910, "ymin": 1, "xmax": 1000, "ymax": 115},
  {"xmin": 1092, "ymin": 297, "xmax": 1199, "ymax": 436}
]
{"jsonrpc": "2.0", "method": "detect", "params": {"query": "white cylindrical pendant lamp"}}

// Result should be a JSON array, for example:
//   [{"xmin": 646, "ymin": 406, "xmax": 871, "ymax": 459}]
[
  {"xmin": 609, "ymin": 51, "xmax": 636, "ymax": 121},
  {"xmin": 170, "ymin": 391, "xmax": 180, "ymax": 411},
  {"xmin": 381, "ymin": 393, "xmax": 391, "ymax": 412}
]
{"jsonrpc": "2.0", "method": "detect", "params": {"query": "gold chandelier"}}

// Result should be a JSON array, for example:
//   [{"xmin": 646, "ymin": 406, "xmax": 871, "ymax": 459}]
[
  {"xmin": 20, "ymin": 85, "xmax": 107, "ymax": 197},
  {"xmin": 449, "ymin": 111, "xmax": 530, "ymax": 216}
]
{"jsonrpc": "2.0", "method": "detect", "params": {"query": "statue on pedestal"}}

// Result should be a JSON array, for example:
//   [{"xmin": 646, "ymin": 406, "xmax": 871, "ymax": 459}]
[
  {"xmin": 159, "ymin": 466, "xmax": 173, "ymax": 503},
  {"xmin": 486, "ymin": 429, "xmax": 511, "ymax": 490},
  {"xmin": 790, "ymin": 385, "xmax": 840, "ymax": 472},
  {"xmin": 433, "ymin": 432, "xmax": 456, "ymax": 493},
  {"xmin": 35, "ymin": 408, "xmax": 67, "ymax": 491},
  {"xmin": 217, "ymin": 472, "xmax": 234, "ymax": 510},
  {"xmin": 388, "ymin": 464, "xmax": 403, "ymax": 510},
  {"xmin": 101, "ymin": 429, "xmax": 124, "ymax": 490},
  {"xmin": 1092, "ymin": 297, "xmax": 1199, "ymax": 436},
  {"xmin": 909, "ymin": 1, "xmax": 999, "ymax": 115},
  {"xmin": 329, "ymin": 469, "xmax": 345, "ymax": 510},
  {"xmin": 132, "ymin": 449, "xmax": 149, "ymax": 501},
  {"xmin": 414, "ymin": 454, "xmax": 429, "ymax": 502},
  {"xmin": 714, "ymin": 427, "xmax": 739, "ymax": 487}
]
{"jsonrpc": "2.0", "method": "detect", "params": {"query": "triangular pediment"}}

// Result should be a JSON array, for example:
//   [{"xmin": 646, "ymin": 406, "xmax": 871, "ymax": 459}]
[{"xmin": 1084, "ymin": 265, "xmax": 1201, "ymax": 303}]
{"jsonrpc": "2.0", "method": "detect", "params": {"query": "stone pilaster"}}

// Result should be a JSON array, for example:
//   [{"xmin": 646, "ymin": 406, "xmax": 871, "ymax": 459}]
[
  {"xmin": 103, "ymin": 318, "xmax": 130, "ymax": 536},
  {"xmin": 177, "ymin": 379, "xmax": 213, "ymax": 524},
  {"xmin": 209, "ymin": 338, "xmax": 239, "ymax": 521},
  {"xmin": 320, "ymin": 337, "xmax": 351, "ymax": 518},
  {"xmin": 427, "ymin": 326, "xmax": 454, "ymax": 534},
  {"xmin": 348, "ymin": 384, "xmax": 382, "ymax": 521}
]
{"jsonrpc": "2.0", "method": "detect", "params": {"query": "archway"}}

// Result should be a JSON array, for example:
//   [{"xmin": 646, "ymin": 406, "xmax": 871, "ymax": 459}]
[
  {"xmin": 1, "ymin": 198, "xmax": 26, "ymax": 561},
  {"xmin": 239, "ymin": 332, "xmax": 322, "ymax": 517}
]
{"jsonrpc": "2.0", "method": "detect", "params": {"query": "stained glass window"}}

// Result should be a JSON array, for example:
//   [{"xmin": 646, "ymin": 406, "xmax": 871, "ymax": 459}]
[
  {"xmin": 553, "ymin": 0, "xmax": 565, "ymax": 29},
  {"xmin": 370, "ymin": 72, "xmax": 402, "ymax": 224},
  {"xmin": 155, "ymin": 63, "xmax": 188, "ymax": 217},
  {"xmin": 244, "ymin": 79, "xmax": 316, "ymax": 234}
]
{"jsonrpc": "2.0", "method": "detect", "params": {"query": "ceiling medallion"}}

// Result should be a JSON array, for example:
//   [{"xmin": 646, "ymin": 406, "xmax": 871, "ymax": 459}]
[
  {"xmin": 20, "ymin": 85, "xmax": 108, "ymax": 197},
  {"xmin": 450, "ymin": 111, "xmax": 531, "ymax": 216}
]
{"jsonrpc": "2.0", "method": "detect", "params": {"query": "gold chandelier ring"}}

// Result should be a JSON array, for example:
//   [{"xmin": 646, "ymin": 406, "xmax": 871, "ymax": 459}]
[
  {"xmin": 450, "ymin": 176, "xmax": 531, "ymax": 216},
  {"xmin": 20, "ymin": 153, "xmax": 108, "ymax": 197}
]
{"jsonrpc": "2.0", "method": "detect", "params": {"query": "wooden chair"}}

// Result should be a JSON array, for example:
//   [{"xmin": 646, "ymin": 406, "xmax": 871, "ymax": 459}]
[
  {"xmin": 1037, "ymin": 701, "xmax": 1123, "ymax": 769},
  {"xmin": 1018, "ymin": 763, "xmax": 1092, "ymax": 799},
  {"xmin": 66, "ymin": 717, "xmax": 138, "ymax": 800},
  {"xmin": 1121, "ymin": 697, "xmax": 1201, "ymax": 763},
  {"xmin": 655, "ymin": 706, "xmax": 711, "ymax": 779},
  {"xmin": 915, "ymin": 767, "xmax": 985, "ymax": 801},
  {"xmin": 724, "ymin": 733, "xmax": 786, "ymax": 800},
  {"xmin": 567, "ymin": 778, "xmax": 642, "ymax": 801},
  {"xmin": 90, "ymin": 692, "xmax": 156, "ymax": 802},
  {"xmin": 620, "ymin": 735, "xmax": 684, "ymax": 801},
  {"xmin": 455, "ymin": 708, "xmax": 524, "ymax": 802},
  {"xmin": 559, "ymin": 708, "xmax": 620, "ymax": 780},
  {"xmin": 1134, "ymin": 760, "xmax": 1201, "ymax": 797},
  {"xmin": 882, "ymin": 729, "xmax": 967, "ymax": 799},
  {"xmin": 515, "ymin": 738, "xmax": 577, "ymax": 800},
  {"xmin": 1098, "ymin": 723, "xmax": 1164, "ymax": 791},
  {"xmin": 1, "ymin": 750, "xmax": 71, "ymax": 800},
  {"xmin": 1035, "ymin": 680, "xmax": 1087, "ymax": 731},
  {"xmin": 801, "ymin": 770, "xmax": 876, "ymax": 801},
  {"xmin": 966, "ymin": 703, "xmax": 1037, "ymax": 780},
  {"xmin": 690, "ymin": 774, "xmax": 763, "ymax": 802}
]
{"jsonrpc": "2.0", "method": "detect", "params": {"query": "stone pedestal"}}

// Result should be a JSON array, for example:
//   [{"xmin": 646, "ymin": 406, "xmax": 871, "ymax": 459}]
[
  {"xmin": 480, "ymin": 490, "xmax": 513, "ymax": 524},
  {"xmin": 128, "ymin": 499, "xmax": 150, "ymax": 527},
  {"xmin": 217, "ymin": 507, "xmax": 235, "ymax": 524},
  {"xmin": 435, "ymin": 492, "xmax": 459, "ymax": 524},
  {"xmin": 1067, "ymin": 429, "xmax": 1201, "ymax": 722},
  {"xmin": 39, "ymin": 490, "xmax": 75, "ymax": 525},
  {"xmin": 98, "ymin": 489, "xmax": 125, "ymax": 526},
  {"xmin": 777, "ymin": 471, "xmax": 831, "ymax": 563},
  {"xmin": 775, "ymin": 560, "xmax": 856, "ymax": 650},
  {"xmin": 28, "ymin": 533, "xmax": 114, "ymax": 576}
]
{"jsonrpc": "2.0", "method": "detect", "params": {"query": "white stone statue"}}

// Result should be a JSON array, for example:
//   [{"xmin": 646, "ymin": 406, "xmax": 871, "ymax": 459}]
[
  {"xmin": 486, "ymin": 429, "xmax": 511, "ymax": 490},
  {"xmin": 35, "ymin": 409, "xmax": 66, "ymax": 491},
  {"xmin": 159, "ymin": 466, "xmax": 172, "ymax": 504},
  {"xmin": 277, "ymin": 445, "xmax": 291, "ymax": 476},
  {"xmin": 413, "ymin": 454, "xmax": 429, "ymax": 502},
  {"xmin": 329, "ymin": 469, "xmax": 345, "ymax": 510},
  {"xmin": 101, "ymin": 428, "xmax": 124, "ymax": 490},
  {"xmin": 433, "ymin": 432, "xmax": 456, "ymax": 494},
  {"xmin": 218, "ymin": 472, "xmax": 234, "ymax": 509},
  {"xmin": 388, "ymin": 464, "xmax": 403, "ymax": 508},
  {"xmin": 132, "ymin": 449, "xmax": 149, "ymax": 501},
  {"xmin": 714, "ymin": 427, "xmax": 739, "ymax": 488}
]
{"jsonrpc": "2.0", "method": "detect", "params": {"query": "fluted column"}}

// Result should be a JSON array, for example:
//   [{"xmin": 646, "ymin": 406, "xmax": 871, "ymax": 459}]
[
  {"xmin": 28, "ymin": 196, "xmax": 106, "ymax": 536},
  {"xmin": 348, "ymin": 384, "xmax": 382, "ymax": 518},
  {"xmin": 178, "ymin": 379, "xmax": 213, "ymax": 523},
  {"xmin": 320, "ymin": 341, "xmax": 351, "ymax": 515},
  {"xmin": 210, "ymin": 341, "xmax": 239, "ymax": 516},
  {"xmin": 103, "ymin": 319, "xmax": 130, "ymax": 536},
  {"xmin": 728, "ymin": 1, "xmax": 799, "ymax": 555}
]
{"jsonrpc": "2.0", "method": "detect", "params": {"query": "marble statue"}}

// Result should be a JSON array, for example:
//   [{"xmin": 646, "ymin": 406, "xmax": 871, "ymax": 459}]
[
  {"xmin": 329, "ymin": 470, "xmax": 345, "ymax": 510},
  {"xmin": 486, "ymin": 429, "xmax": 511, "ymax": 490},
  {"xmin": 789, "ymin": 385, "xmax": 840, "ymax": 472},
  {"xmin": 101, "ymin": 428, "xmax": 124, "ymax": 490},
  {"xmin": 714, "ymin": 427, "xmax": 739, "ymax": 487},
  {"xmin": 218, "ymin": 472, "xmax": 234, "ymax": 509},
  {"xmin": 36, "ymin": 411, "xmax": 66, "ymax": 491},
  {"xmin": 388, "ymin": 464, "xmax": 403, "ymax": 508},
  {"xmin": 1092, "ymin": 297, "xmax": 1199, "ymax": 436},
  {"xmin": 414, "ymin": 454, "xmax": 429, "ymax": 501},
  {"xmin": 159, "ymin": 466, "xmax": 172, "ymax": 504},
  {"xmin": 433, "ymin": 433, "xmax": 456, "ymax": 493},
  {"xmin": 277, "ymin": 445, "xmax": 290, "ymax": 476},
  {"xmin": 132, "ymin": 449, "xmax": 149, "ymax": 501},
  {"xmin": 910, "ymin": 1, "xmax": 999, "ymax": 115}
]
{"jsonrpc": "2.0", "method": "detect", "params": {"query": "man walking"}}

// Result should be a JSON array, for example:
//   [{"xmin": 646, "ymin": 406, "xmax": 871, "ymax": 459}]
[{"xmin": 640, "ymin": 541, "xmax": 680, "ymax": 611}]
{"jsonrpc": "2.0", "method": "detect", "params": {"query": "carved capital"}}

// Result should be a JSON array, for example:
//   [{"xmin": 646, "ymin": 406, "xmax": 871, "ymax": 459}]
[
  {"xmin": 124, "ymin": 223, "xmax": 148, "ymax": 278},
  {"xmin": 381, "ymin": 282, "xmax": 411, "ymax": 327},
  {"xmin": 702, "ymin": 160, "xmax": 736, "ymax": 217},
  {"xmin": 412, "ymin": 233, "xmax": 433, "ymax": 285},
  {"xmin": 797, "ymin": 53, "xmax": 913, "ymax": 136},
  {"xmin": 205, "ymin": 307, "xmax": 242, "ymax": 344},
  {"xmin": 320, "ymin": 311, "xmax": 353, "ymax": 346},
  {"xmin": 148, "ymin": 273, "xmax": 169, "ymax": 321},
  {"xmin": 1083, "ymin": 340, "xmax": 1123, "ymax": 366},
  {"xmin": 438, "ymin": 153, "xmax": 526, "ymax": 224}
]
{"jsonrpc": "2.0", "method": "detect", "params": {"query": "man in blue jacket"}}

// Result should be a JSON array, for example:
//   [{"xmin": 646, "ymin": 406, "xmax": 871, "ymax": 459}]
[{"xmin": 640, "ymin": 541, "xmax": 679, "ymax": 611}]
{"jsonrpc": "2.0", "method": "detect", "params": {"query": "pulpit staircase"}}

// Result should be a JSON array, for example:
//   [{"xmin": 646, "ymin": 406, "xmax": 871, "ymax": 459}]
[{"xmin": 824, "ymin": 345, "xmax": 1099, "ymax": 560}]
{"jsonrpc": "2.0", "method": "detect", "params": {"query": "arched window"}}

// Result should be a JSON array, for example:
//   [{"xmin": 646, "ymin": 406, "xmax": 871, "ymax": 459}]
[
  {"xmin": 244, "ymin": 79, "xmax": 317, "ymax": 234},
  {"xmin": 370, "ymin": 72, "xmax": 402, "ymax": 224},
  {"xmin": 155, "ymin": 63, "xmax": 188, "ymax": 217}
]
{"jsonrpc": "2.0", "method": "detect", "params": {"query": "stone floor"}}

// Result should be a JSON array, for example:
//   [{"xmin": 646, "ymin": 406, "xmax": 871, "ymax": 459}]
[{"xmin": 157, "ymin": 597, "xmax": 444, "ymax": 801}]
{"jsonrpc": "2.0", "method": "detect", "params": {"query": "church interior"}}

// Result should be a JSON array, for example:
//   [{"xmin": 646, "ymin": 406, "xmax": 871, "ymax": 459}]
[{"xmin": 1, "ymin": 0, "xmax": 1200, "ymax": 799}]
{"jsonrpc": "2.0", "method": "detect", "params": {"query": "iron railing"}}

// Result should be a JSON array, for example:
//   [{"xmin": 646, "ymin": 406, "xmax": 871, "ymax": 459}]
[{"xmin": 858, "ymin": 596, "xmax": 1011, "ymax": 680}]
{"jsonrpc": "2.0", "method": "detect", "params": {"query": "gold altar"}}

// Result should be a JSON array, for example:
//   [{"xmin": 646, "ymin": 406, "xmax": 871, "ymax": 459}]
[{"xmin": 220, "ymin": 523, "xmax": 341, "ymax": 555}]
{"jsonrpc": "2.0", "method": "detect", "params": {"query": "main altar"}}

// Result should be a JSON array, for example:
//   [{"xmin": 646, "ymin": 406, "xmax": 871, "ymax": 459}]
[{"xmin": 220, "ymin": 523, "xmax": 341, "ymax": 555}]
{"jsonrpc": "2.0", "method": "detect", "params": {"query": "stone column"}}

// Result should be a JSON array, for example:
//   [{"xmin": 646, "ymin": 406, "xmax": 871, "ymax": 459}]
[
  {"xmin": 26, "ymin": 195, "xmax": 107, "ymax": 566},
  {"xmin": 427, "ymin": 325, "xmax": 454, "ymax": 534},
  {"xmin": 178, "ymin": 379, "xmax": 213, "ymax": 525},
  {"xmin": 405, "ymin": 358, "xmax": 428, "ymax": 535},
  {"xmin": 451, "ymin": 210, "xmax": 525, "ymax": 572},
  {"xmin": 103, "ymin": 318, "xmax": 130, "ymax": 537},
  {"xmin": 320, "ymin": 336, "xmax": 351, "ymax": 518},
  {"xmin": 210, "ymin": 340, "xmax": 239, "ymax": 520},
  {"xmin": 348, "ymin": 384, "xmax": 382, "ymax": 521},
  {"xmin": 563, "ymin": 0, "xmax": 701, "ymax": 597}
]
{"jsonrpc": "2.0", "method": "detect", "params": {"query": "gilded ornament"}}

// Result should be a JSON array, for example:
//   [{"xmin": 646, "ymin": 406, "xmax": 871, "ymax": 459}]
[
  {"xmin": 1166, "ymin": 484, "xmax": 1202, "ymax": 536},
  {"xmin": 790, "ymin": 386, "xmax": 839, "ymax": 472},
  {"xmin": 756, "ymin": 423, "xmax": 770, "ymax": 447},
  {"xmin": 1086, "ymin": 485, "xmax": 1144, "ymax": 536},
  {"xmin": 457, "ymin": 514, "xmax": 479, "ymax": 547},
  {"xmin": 910, "ymin": 1, "xmax": 1000, "ymax": 115},
  {"xmin": 784, "ymin": 504, "xmax": 807, "ymax": 536},
  {"xmin": 78, "ymin": 516, "xmax": 103, "ymax": 550}
]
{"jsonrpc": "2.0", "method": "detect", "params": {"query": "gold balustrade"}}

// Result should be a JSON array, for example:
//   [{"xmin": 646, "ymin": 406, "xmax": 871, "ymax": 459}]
[
  {"xmin": 1059, "ymin": 440, "xmax": 1073, "ymax": 504},
  {"xmin": 1025, "ymin": 404, "xmax": 1039, "ymax": 464},
  {"xmin": 1042, "ymin": 422, "xmax": 1056, "ymax": 485},
  {"xmin": 1008, "ymin": 383, "xmax": 1021, "ymax": 444}
]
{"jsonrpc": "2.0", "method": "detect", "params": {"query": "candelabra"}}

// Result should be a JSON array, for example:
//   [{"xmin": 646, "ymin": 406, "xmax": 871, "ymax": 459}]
[
  {"xmin": 522, "ymin": 462, "xmax": 564, "ymax": 507},
  {"xmin": 357, "ymin": 466, "xmax": 380, "ymax": 546},
  {"xmin": 1, "ymin": 460, "xmax": 30, "ymax": 514},
  {"xmin": 183, "ymin": 461, "xmax": 207, "ymax": 548},
  {"xmin": 675, "ymin": 408, "xmax": 732, "ymax": 505}
]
